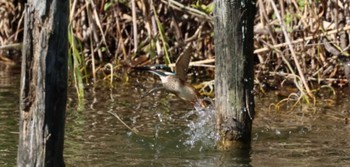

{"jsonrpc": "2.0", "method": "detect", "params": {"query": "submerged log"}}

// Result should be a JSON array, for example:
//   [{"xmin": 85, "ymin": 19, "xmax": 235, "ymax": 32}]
[
  {"xmin": 214, "ymin": 0, "xmax": 256, "ymax": 149},
  {"xmin": 17, "ymin": 0, "xmax": 69, "ymax": 166}
]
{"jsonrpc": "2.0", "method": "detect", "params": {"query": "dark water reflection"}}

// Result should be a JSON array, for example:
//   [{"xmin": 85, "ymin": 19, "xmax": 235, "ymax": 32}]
[
  {"xmin": 1, "ymin": 68, "xmax": 350, "ymax": 166},
  {"xmin": 0, "ymin": 65, "xmax": 20, "ymax": 167}
]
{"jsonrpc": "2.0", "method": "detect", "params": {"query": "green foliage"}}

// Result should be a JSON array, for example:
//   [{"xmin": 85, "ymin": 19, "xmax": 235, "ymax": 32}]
[
  {"xmin": 191, "ymin": 1, "xmax": 214, "ymax": 14},
  {"xmin": 104, "ymin": 0, "xmax": 128, "ymax": 11},
  {"xmin": 284, "ymin": 12, "xmax": 293, "ymax": 32},
  {"xmin": 297, "ymin": 0, "xmax": 306, "ymax": 11},
  {"xmin": 151, "ymin": 4, "xmax": 171, "ymax": 65},
  {"xmin": 68, "ymin": 25, "xmax": 86, "ymax": 104},
  {"xmin": 272, "ymin": 12, "xmax": 294, "ymax": 32}
]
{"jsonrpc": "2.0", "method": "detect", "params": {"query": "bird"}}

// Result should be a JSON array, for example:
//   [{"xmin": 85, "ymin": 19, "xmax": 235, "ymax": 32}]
[
  {"xmin": 148, "ymin": 70, "xmax": 199, "ymax": 103},
  {"xmin": 140, "ymin": 45, "xmax": 201, "ymax": 104}
]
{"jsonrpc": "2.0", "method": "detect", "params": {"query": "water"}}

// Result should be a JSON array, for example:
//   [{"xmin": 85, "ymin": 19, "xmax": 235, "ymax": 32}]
[
  {"xmin": 0, "ymin": 65, "xmax": 20, "ymax": 166},
  {"xmin": 1, "ymin": 67, "xmax": 350, "ymax": 166},
  {"xmin": 183, "ymin": 102, "xmax": 218, "ymax": 150}
]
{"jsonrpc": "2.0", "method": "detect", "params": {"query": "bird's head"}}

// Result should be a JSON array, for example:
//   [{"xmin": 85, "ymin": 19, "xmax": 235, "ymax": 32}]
[{"xmin": 149, "ymin": 70, "xmax": 176, "ymax": 83}]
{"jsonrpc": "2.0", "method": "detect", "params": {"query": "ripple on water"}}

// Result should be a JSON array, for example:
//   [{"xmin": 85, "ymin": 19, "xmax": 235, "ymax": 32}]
[{"xmin": 3, "ymin": 71, "xmax": 350, "ymax": 166}]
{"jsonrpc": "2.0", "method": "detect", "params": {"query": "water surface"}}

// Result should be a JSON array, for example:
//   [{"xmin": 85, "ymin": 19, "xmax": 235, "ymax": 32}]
[{"xmin": 1, "ymin": 68, "xmax": 350, "ymax": 166}]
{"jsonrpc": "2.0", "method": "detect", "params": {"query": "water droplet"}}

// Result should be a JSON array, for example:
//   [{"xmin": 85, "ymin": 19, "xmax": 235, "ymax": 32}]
[
  {"xmin": 275, "ymin": 129, "xmax": 281, "ymax": 135},
  {"xmin": 157, "ymin": 113, "xmax": 163, "ymax": 122},
  {"xmin": 182, "ymin": 101, "xmax": 218, "ymax": 150},
  {"xmin": 127, "ymin": 131, "xmax": 132, "ymax": 136}
]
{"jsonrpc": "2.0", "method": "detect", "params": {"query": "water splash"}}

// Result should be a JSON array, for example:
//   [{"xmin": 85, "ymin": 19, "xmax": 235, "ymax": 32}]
[{"xmin": 182, "ymin": 100, "xmax": 219, "ymax": 150}]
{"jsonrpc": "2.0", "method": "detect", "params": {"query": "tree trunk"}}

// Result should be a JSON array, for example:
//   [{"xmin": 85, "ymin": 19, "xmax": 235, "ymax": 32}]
[
  {"xmin": 17, "ymin": 0, "xmax": 69, "ymax": 166},
  {"xmin": 214, "ymin": 0, "xmax": 256, "ymax": 149}
]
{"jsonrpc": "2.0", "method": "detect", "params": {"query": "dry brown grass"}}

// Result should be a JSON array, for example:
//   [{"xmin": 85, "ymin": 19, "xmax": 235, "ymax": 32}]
[{"xmin": 1, "ymin": 0, "xmax": 350, "ymax": 94}]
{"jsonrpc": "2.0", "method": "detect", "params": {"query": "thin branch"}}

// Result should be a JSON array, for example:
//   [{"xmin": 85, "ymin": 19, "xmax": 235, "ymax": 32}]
[
  {"xmin": 270, "ymin": 0, "xmax": 313, "ymax": 97},
  {"xmin": 107, "ymin": 110, "xmax": 140, "ymax": 135},
  {"xmin": 132, "ymin": 0, "xmax": 138, "ymax": 53},
  {"xmin": 254, "ymin": 25, "xmax": 350, "ymax": 54},
  {"xmin": 161, "ymin": 0, "xmax": 212, "ymax": 21}
]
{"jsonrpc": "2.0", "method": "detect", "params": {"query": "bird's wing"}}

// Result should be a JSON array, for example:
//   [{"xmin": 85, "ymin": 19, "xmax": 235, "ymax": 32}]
[{"xmin": 175, "ymin": 44, "xmax": 193, "ymax": 82}]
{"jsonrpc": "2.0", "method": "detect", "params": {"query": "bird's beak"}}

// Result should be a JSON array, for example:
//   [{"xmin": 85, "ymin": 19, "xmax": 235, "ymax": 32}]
[
  {"xmin": 149, "ymin": 70, "xmax": 175, "ymax": 77},
  {"xmin": 148, "ymin": 70, "xmax": 165, "ymax": 77}
]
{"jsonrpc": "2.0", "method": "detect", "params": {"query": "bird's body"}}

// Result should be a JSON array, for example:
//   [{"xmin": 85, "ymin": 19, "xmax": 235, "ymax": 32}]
[
  {"xmin": 149, "ymin": 70, "xmax": 199, "ymax": 103},
  {"xmin": 144, "ymin": 45, "xmax": 201, "ymax": 104}
]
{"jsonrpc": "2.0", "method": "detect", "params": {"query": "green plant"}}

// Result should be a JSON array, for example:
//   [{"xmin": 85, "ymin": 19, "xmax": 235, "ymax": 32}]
[
  {"xmin": 191, "ymin": 1, "xmax": 214, "ymax": 14},
  {"xmin": 151, "ymin": 4, "xmax": 171, "ymax": 65},
  {"xmin": 68, "ymin": 25, "xmax": 86, "ymax": 104}
]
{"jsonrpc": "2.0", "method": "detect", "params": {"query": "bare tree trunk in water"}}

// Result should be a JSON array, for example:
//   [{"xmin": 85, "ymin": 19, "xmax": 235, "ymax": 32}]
[
  {"xmin": 17, "ymin": 0, "xmax": 68, "ymax": 166},
  {"xmin": 214, "ymin": 0, "xmax": 256, "ymax": 150}
]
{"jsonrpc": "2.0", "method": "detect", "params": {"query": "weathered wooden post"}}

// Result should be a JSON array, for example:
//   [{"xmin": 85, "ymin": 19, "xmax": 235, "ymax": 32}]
[
  {"xmin": 214, "ymin": 0, "xmax": 256, "ymax": 149},
  {"xmin": 17, "ymin": 0, "xmax": 69, "ymax": 166}
]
